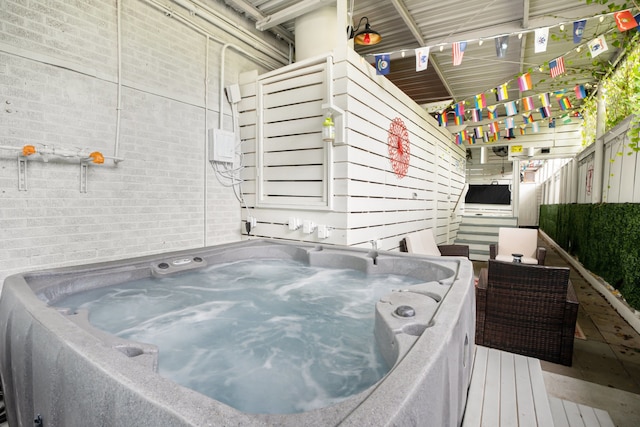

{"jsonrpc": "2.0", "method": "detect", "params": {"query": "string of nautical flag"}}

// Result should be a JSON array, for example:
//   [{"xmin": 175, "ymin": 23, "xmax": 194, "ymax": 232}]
[
  {"xmin": 439, "ymin": 85, "xmax": 587, "ymax": 145},
  {"xmin": 368, "ymin": 8, "xmax": 639, "ymax": 146},
  {"xmin": 448, "ymin": 104, "xmax": 582, "ymax": 145},
  {"xmin": 436, "ymin": 85, "xmax": 587, "ymax": 127},
  {"xmin": 372, "ymin": 8, "xmax": 639, "ymax": 77},
  {"xmin": 429, "ymin": 11, "xmax": 637, "ymax": 146},
  {"xmin": 451, "ymin": 112, "xmax": 579, "ymax": 146}
]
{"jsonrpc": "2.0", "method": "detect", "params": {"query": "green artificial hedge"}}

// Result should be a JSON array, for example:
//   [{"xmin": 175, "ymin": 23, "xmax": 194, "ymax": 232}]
[{"xmin": 540, "ymin": 203, "xmax": 640, "ymax": 311}]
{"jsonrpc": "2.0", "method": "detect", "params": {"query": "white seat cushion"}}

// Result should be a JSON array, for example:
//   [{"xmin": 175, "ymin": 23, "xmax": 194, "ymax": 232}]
[
  {"xmin": 405, "ymin": 229, "xmax": 441, "ymax": 256},
  {"xmin": 496, "ymin": 227, "xmax": 539, "ymax": 264}
]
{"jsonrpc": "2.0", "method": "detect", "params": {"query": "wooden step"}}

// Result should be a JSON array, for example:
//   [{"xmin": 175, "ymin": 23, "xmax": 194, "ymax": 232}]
[
  {"xmin": 461, "ymin": 215, "xmax": 518, "ymax": 227},
  {"xmin": 456, "ymin": 232, "xmax": 499, "ymax": 243},
  {"xmin": 463, "ymin": 346, "xmax": 617, "ymax": 426},
  {"xmin": 456, "ymin": 240, "xmax": 491, "ymax": 251},
  {"xmin": 455, "ymin": 240, "xmax": 491, "ymax": 262},
  {"xmin": 459, "ymin": 224, "xmax": 502, "ymax": 234},
  {"xmin": 469, "ymin": 252, "xmax": 489, "ymax": 262},
  {"xmin": 458, "ymin": 215, "xmax": 521, "ymax": 264},
  {"xmin": 463, "ymin": 345, "xmax": 554, "ymax": 426}
]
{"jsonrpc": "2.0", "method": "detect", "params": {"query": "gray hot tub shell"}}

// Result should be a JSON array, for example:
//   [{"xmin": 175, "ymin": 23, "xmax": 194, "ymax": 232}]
[{"xmin": 0, "ymin": 239, "xmax": 475, "ymax": 426}]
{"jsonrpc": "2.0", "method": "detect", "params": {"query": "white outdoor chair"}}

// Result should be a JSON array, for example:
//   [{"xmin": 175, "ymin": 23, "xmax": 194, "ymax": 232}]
[
  {"xmin": 401, "ymin": 229, "xmax": 469, "ymax": 258},
  {"xmin": 489, "ymin": 227, "xmax": 546, "ymax": 265}
]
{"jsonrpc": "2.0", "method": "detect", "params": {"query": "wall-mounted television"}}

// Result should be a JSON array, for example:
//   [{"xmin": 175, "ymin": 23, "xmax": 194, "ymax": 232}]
[{"xmin": 465, "ymin": 184, "xmax": 511, "ymax": 205}]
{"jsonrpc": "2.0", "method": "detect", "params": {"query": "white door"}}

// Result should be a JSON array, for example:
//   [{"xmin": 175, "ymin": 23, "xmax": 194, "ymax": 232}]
[{"xmin": 518, "ymin": 182, "xmax": 539, "ymax": 227}]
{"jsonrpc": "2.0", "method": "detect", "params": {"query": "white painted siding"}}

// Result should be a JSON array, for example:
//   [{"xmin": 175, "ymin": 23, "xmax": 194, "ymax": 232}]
[
  {"xmin": 577, "ymin": 151, "xmax": 596, "ymax": 203},
  {"xmin": 239, "ymin": 49, "xmax": 466, "ymax": 250},
  {"xmin": 256, "ymin": 61, "xmax": 329, "ymax": 208},
  {"xmin": 554, "ymin": 116, "xmax": 639, "ymax": 204}
]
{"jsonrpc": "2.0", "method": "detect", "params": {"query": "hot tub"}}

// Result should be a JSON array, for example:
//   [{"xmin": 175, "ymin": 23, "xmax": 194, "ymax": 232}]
[{"xmin": 0, "ymin": 239, "xmax": 475, "ymax": 426}]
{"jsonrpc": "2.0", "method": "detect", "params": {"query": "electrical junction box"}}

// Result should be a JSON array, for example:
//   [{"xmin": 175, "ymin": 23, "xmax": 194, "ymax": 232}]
[
  {"xmin": 225, "ymin": 84, "xmax": 242, "ymax": 104},
  {"xmin": 208, "ymin": 128, "xmax": 236, "ymax": 163}
]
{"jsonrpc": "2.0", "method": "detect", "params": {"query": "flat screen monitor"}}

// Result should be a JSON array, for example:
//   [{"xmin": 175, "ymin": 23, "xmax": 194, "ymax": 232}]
[{"xmin": 465, "ymin": 184, "xmax": 511, "ymax": 205}]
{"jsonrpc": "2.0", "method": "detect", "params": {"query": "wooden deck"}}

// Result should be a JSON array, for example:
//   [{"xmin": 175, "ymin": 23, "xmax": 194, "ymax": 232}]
[
  {"xmin": 463, "ymin": 345, "xmax": 615, "ymax": 427},
  {"xmin": 549, "ymin": 397, "xmax": 615, "ymax": 427}
]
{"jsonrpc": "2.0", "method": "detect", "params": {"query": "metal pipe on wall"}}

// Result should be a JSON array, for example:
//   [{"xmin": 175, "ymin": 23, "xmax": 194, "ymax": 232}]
[
  {"xmin": 592, "ymin": 83, "xmax": 606, "ymax": 203},
  {"xmin": 171, "ymin": 0, "xmax": 289, "ymax": 67},
  {"xmin": 114, "ymin": 0, "xmax": 123, "ymax": 164},
  {"xmin": 141, "ymin": 0, "xmax": 285, "ymax": 246}
]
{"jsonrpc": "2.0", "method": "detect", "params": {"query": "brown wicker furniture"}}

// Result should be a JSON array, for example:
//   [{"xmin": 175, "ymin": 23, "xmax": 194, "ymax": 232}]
[
  {"xmin": 400, "ymin": 229, "xmax": 469, "ymax": 258},
  {"xmin": 475, "ymin": 260, "xmax": 579, "ymax": 366},
  {"xmin": 489, "ymin": 227, "xmax": 547, "ymax": 265}
]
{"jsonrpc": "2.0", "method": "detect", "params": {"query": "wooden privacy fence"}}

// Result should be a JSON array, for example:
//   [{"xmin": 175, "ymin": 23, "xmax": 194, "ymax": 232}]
[{"xmin": 238, "ymin": 49, "xmax": 466, "ymax": 249}]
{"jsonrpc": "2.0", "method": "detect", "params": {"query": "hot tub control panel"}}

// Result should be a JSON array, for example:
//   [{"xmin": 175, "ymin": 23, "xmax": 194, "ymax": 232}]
[{"xmin": 151, "ymin": 256, "xmax": 207, "ymax": 276}]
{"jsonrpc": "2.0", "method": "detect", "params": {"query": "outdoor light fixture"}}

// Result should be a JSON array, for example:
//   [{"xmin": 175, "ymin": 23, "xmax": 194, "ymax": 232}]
[{"xmin": 348, "ymin": 17, "xmax": 382, "ymax": 46}]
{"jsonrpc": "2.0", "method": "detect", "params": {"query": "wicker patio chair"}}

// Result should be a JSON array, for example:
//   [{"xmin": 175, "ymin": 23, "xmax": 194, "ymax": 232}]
[
  {"xmin": 489, "ymin": 227, "xmax": 547, "ymax": 265},
  {"xmin": 475, "ymin": 260, "xmax": 579, "ymax": 366},
  {"xmin": 400, "ymin": 229, "xmax": 469, "ymax": 258}
]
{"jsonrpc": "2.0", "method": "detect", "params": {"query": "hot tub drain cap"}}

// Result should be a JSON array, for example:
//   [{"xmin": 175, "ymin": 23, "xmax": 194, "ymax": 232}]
[{"xmin": 395, "ymin": 305, "xmax": 415, "ymax": 317}]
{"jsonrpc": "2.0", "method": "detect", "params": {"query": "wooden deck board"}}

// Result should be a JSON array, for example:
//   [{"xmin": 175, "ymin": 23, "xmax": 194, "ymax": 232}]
[
  {"xmin": 463, "ymin": 346, "xmax": 553, "ymax": 426},
  {"xmin": 461, "ymin": 345, "xmax": 488, "ymax": 427},
  {"xmin": 549, "ymin": 396, "xmax": 570, "ymax": 427},
  {"xmin": 528, "ymin": 356, "xmax": 554, "ymax": 426},
  {"xmin": 482, "ymin": 347, "xmax": 502, "ymax": 427},
  {"xmin": 548, "ymin": 396, "xmax": 616, "ymax": 427},
  {"xmin": 500, "ymin": 351, "xmax": 518, "ymax": 427},
  {"xmin": 463, "ymin": 346, "xmax": 615, "ymax": 427},
  {"xmin": 593, "ymin": 407, "xmax": 616, "ymax": 427},
  {"xmin": 514, "ymin": 353, "xmax": 537, "ymax": 427}
]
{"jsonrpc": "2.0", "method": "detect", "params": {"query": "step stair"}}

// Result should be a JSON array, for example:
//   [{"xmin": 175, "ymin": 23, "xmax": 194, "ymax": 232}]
[
  {"xmin": 456, "ymin": 215, "xmax": 518, "ymax": 261},
  {"xmin": 463, "ymin": 346, "xmax": 616, "ymax": 427}
]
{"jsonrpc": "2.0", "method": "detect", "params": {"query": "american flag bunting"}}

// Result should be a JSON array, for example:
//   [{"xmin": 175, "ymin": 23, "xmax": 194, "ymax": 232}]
[
  {"xmin": 452, "ymin": 42, "xmax": 467, "ymax": 66},
  {"xmin": 549, "ymin": 57, "xmax": 565, "ymax": 78}
]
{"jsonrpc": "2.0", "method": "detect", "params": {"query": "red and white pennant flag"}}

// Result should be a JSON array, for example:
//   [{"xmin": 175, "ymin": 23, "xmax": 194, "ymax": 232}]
[
  {"xmin": 452, "ymin": 42, "xmax": 467, "ymax": 66},
  {"xmin": 549, "ymin": 57, "xmax": 565, "ymax": 78}
]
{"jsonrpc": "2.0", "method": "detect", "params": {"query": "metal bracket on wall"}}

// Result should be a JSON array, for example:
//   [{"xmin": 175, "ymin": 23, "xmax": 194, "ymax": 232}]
[
  {"xmin": 17, "ymin": 157, "xmax": 27, "ymax": 191},
  {"xmin": 80, "ymin": 162, "xmax": 88, "ymax": 193}
]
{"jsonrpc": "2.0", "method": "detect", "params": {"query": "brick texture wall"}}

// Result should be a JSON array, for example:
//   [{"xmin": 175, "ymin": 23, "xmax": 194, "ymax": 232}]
[{"xmin": 0, "ymin": 0, "xmax": 284, "ymax": 282}]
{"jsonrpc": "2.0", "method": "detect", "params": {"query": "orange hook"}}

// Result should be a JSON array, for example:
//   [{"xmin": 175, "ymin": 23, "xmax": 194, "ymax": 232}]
[
  {"xmin": 89, "ymin": 151, "xmax": 104, "ymax": 164},
  {"xmin": 22, "ymin": 145, "xmax": 36, "ymax": 156}
]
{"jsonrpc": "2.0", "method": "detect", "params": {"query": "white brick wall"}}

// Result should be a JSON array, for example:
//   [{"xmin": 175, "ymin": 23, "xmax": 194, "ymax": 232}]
[{"xmin": 0, "ymin": 0, "xmax": 284, "ymax": 283}]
